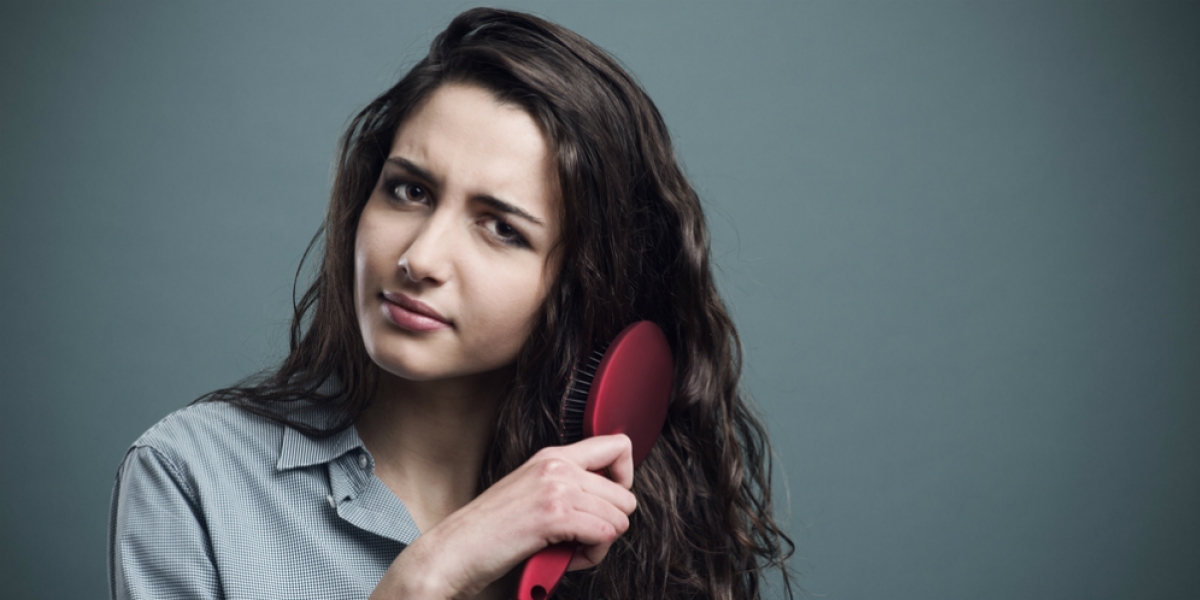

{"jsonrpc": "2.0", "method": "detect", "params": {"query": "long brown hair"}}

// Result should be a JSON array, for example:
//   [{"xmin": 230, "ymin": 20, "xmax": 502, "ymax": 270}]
[{"xmin": 202, "ymin": 8, "xmax": 794, "ymax": 599}]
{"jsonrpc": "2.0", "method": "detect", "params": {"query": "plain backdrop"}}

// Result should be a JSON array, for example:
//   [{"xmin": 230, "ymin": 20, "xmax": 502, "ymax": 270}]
[{"xmin": 2, "ymin": 2, "xmax": 1198, "ymax": 599}]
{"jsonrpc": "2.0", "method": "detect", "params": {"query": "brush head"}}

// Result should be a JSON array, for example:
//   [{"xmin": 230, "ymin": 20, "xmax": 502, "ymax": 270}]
[{"xmin": 558, "ymin": 321, "xmax": 674, "ymax": 466}]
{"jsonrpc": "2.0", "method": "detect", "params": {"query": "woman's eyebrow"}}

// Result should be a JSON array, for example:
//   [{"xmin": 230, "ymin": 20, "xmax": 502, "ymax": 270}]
[
  {"xmin": 473, "ymin": 194, "xmax": 545, "ymax": 227},
  {"xmin": 384, "ymin": 156, "xmax": 437, "ymax": 184}
]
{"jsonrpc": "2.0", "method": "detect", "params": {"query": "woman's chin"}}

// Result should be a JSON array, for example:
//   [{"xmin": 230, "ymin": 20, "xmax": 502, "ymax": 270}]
[{"xmin": 371, "ymin": 360, "xmax": 517, "ymax": 396}]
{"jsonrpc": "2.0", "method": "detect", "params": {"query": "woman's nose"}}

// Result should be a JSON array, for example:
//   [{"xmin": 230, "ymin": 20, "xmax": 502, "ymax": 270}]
[{"xmin": 398, "ymin": 211, "xmax": 455, "ymax": 284}]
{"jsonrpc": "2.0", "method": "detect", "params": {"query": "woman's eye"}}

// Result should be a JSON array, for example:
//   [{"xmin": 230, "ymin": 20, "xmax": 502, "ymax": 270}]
[
  {"xmin": 390, "ymin": 181, "xmax": 428, "ymax": 204},
  {"xmin": 484, "ymin": 218, "xmax": 529, "ymax": 248}
]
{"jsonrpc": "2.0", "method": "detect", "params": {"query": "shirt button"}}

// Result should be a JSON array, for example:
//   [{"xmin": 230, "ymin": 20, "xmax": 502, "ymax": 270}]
[
  {"xmin": 358, "ymin": 454, "xmax": 369, "ymax": 469},
  {"xmin": 326, "ymin": 494, "xmax": 336, "ymax": 509}
]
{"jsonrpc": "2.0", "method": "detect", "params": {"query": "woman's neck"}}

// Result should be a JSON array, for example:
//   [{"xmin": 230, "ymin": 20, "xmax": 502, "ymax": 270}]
[{"xmin": 355, "ymin": 368, "xmax": 510, "ymax": 531}]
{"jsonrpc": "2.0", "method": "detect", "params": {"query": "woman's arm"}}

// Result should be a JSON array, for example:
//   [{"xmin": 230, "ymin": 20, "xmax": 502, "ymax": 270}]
[
  {"xmin": 110, "ymin": 432, "xmax": 634, "ymax": 600},
  {"xmin": 370, "ymin": 434, "xmax": 637, "ymax": 600},
  {"xmin": 109, "ymin": 445, "xmax": 222, "ymax": 600}
]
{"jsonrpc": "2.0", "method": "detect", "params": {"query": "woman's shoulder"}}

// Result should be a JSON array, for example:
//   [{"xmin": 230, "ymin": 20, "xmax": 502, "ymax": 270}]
[
  {"xmin": 132, "ymin": 401, "xmax": 279, "ymax": 454},
  {"xmin": 123, "ymin": 398, "xmax": 348, "ymax": 479},
  {"xmin": 122, "ymin": 401, "xmax": 301, "ymax": 486}
]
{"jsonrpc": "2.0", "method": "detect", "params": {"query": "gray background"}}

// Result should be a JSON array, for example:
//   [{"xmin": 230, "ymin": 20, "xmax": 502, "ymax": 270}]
[{"xmin": 2, "ymin": 1, "xmax": 1197, "ymax": 599}]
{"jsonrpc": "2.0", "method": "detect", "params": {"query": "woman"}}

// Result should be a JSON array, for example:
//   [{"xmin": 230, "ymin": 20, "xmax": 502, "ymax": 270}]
[{"xmin": 109, "ymin": 8, "xmax": 793, "ymax": 600}]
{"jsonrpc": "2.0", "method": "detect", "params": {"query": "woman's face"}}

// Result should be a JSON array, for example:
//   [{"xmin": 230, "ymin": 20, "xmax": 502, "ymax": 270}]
[{"xmin": 354, "ymin": 83, "xmax": 561, "ymax": 384}]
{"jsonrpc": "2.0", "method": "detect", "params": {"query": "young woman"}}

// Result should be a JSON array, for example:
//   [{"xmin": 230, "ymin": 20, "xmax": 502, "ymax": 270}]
[{"xmin": 109, "ymin": 8, "xmax": 793, "ymax": 600}]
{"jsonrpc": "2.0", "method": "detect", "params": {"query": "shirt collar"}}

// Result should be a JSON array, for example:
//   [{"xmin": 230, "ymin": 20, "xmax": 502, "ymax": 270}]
[
  {"xmin": 273, "ymin": 381, "xmax": 364, "ymax": 471},
  {"xmin": 277, "ymin": 423, "xmax": 364, "ymax": 471}
]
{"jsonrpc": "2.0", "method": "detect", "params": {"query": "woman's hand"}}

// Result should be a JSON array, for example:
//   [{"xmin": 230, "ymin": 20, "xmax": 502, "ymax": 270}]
[{"xmin": 371, "ymin": 434, "xmax": 637, "ymax": 599}]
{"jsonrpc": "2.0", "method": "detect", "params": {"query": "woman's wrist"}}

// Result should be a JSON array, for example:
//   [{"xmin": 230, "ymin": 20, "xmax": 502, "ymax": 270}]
[{"xmin": 372, "ymin": 535, "xmax": 458, "ymax": 600}]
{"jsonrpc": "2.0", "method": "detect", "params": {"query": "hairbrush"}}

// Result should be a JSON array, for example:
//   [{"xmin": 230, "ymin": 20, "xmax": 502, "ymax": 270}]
[{"xmin": 515, "ymin": 321, "xmax": 675, "ymax": 600}]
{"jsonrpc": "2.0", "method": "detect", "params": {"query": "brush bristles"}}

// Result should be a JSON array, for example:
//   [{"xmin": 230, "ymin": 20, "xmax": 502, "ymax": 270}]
[{"xmin": 558, "ymin": 348, "xmax": 606, "ymax": 444}]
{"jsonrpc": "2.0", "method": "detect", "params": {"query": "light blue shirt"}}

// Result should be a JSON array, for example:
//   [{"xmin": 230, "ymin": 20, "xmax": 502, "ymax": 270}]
[{"xmin": 108, "ymin": 400, "xmax": 422, "ymax": 599}]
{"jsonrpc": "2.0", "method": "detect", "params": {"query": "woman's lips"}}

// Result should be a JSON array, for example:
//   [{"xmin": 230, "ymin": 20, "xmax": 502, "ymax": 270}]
[{"xmin": 381, "ymin": 292, "xmax": 451, "ymax": 332}]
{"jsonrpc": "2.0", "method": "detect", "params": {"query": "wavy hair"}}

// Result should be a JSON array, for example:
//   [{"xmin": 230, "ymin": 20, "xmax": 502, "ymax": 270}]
[{"xmin": 202, "ymin": 8, "xmax": 794, "ymax": 599}]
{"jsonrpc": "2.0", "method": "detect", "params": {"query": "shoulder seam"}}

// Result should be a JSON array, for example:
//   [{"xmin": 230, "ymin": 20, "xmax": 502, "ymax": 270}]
[{"xmin": 128, "ymin": 443, "xmax": 203, "ymax": 503}]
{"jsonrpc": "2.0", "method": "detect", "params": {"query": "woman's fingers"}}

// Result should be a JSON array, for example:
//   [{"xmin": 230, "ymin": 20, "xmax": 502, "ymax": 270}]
[
  {"xmin": 544, "ymin": 433, "xmax": 635, "ymax": 489},
  {"xmin": 376, "ymin": 434, "xmax": 639, "ymax": 597},
  {"xmin": 527, "ymin": 468, "xmax": 634, "ymax": 544},
  {"xmin": 569, "ymin": 539, "xmax": 615, "ymax": 571},
  {"xmin": 532, "ymin": 435, "xmax": 637, "ymax": 572},
  {"xmin": 575, "ymin": 469, "xmax": 638, "ymax": 516},
  {"xmin": 549, "ymin": 487, "xmax": 630, "ymax": 543}
]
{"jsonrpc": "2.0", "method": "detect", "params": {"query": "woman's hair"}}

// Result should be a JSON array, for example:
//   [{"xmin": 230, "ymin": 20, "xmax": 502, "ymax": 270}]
[{"xmin": 202, "ymin": 7, "xmax": 794, "ymax": 599}]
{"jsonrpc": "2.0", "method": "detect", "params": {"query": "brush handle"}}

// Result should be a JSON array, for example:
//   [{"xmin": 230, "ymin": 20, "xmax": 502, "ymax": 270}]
[{"xmin": 516, "ymin": 542, "xmax": 576, "ymax": 600}]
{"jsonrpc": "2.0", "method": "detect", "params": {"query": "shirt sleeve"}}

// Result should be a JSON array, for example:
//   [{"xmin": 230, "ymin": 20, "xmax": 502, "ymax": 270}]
[{"xmin": 109, "ymin": 444, "xmax": 223, "ymax": 600}]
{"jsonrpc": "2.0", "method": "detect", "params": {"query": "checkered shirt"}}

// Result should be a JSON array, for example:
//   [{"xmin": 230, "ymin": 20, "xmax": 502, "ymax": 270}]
[{"xmin": 108, "ymin": 400, "xmax": 421, "ymax": 599}]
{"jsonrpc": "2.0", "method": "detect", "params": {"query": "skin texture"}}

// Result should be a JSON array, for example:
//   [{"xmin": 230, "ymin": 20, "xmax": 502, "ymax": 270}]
[{"xmin": 354, "ymin": 84, "xmax": 638, "ymax": 600}]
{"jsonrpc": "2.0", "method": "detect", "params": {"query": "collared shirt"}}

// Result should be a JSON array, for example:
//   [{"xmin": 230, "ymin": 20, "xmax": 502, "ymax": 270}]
[{"xmin": 108, "ymin": 400, "xmax": 422, "ymax": 600}]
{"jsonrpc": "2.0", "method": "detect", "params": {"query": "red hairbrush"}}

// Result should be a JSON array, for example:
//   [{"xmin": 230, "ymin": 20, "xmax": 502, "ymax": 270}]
[{"xmin": 515, "ymin": 321, "xmax": 675, "ymax": 600}]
